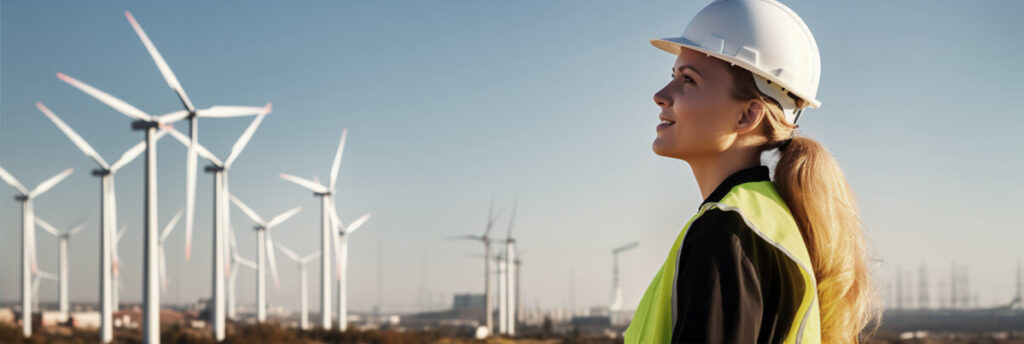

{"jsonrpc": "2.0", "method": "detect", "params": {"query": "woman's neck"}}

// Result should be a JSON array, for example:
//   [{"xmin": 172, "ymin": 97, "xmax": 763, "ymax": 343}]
[{"xmin": 688, "ymin": 149, "xmax": 762, "ymax": 201}]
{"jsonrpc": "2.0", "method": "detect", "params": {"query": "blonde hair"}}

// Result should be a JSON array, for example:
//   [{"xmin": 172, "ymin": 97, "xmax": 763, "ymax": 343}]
[{"xmin": 728, "ymin": 66, "xmax": 883, "ymax": 343}]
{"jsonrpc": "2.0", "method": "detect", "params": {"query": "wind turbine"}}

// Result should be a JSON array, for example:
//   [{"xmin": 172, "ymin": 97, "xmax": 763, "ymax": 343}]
[
  {"xmin": 278, "ymin": 129, "xmax": 352, "ymax": 329},
  {"xmin": 37, "ymin": 101, "xmax": 165, "ymax": 343},
  {"xmin": 331, "ymin": 212, "xmax": 371, "ymax": 330},
  {"xmin": 164, "ymin": 103, "xmax": 270, "ymax": 336},
  {"xmin": 112, "ymin": 225, "xmax": 127, "ymax": 313},
  {"xmin": 228, "ymin": 227, "xmax": 257, "ymax": 320},
  {"xmin": 276, "ymin": 243, "xmax": 321, "ymax": 330},
  {"xmin": 159, "ymin": 209, "xmax": 184, "ymax": 295},
  {"xmin": 610, "ymin": 241, "xmax": 639, "ymax": 324},
  {"xmin": 36, "ymin": 218, "xmax": 85, "ymax": 320},
  {"xmin": 230, "ymin": 195, "xmax": 302, "ymax": 323},
  {"xmin": 0, "ymin": 166, "xmax": 74, "ymax": 338},
  {"xmin": 31, "ymin": 270, "xmax": 59, "ymax": 314},
  {"xmin": 501, "ymin": 200, "xmax": 518, "ymax": 335},
  {"xmin": 447, "ymin": 199, "xmax": 500, "ymax": 334}
]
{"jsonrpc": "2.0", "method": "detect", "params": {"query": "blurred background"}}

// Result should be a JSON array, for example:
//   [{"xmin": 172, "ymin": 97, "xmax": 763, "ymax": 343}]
[{"xmin": 1, "ymin": 0, "xmax": 1022, "ymax": 342}]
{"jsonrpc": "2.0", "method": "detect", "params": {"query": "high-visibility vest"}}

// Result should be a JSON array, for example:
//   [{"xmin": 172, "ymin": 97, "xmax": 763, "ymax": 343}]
[{"xmin": 624, "ymin": 180, "xmax": 821, "ymax": 343}]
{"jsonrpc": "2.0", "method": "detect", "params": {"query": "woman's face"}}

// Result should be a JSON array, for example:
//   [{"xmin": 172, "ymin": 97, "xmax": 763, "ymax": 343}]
[{"xmin": 652, "ymin": 48, "xmax": 750, "ymax": 161}]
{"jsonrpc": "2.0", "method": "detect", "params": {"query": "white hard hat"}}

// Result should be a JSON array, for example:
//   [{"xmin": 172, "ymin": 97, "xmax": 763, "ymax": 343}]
[{"xmin": 651, "ymin": 0, "xmax": 822, "ymax": 124}]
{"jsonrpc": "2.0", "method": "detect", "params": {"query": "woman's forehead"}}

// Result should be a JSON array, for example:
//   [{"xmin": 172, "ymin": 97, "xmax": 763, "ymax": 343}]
[{"xmin": 673, "ymin": 49, "xmax": 725, "ymax": 74}]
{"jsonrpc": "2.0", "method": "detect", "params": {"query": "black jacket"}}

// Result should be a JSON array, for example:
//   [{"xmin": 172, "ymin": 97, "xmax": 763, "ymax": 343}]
[{"xmin": 671, "ymin": 165, "xmax": 804, "ymax": 343}]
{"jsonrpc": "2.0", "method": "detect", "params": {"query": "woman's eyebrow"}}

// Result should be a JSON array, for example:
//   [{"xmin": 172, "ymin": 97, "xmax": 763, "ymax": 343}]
[{"xmin": 672, "ymin": 65, "xmax": 702, "ymax": 78}]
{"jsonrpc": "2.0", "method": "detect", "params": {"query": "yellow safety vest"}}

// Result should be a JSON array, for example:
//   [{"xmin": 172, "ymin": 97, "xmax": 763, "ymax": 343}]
[{"xmin": 624, "ymin": 180, "xmax": 821, "ymax": 343}]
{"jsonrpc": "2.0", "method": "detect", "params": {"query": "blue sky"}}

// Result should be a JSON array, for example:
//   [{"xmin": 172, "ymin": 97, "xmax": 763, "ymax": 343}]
[{"xmin": 2, "ymin": 1, "xmax": 1022, "ymax": 314}]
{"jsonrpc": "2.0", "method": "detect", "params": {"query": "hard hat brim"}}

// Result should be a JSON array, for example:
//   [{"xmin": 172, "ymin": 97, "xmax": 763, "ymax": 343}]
[{"xmin": 650, "ymin": 36, "xmax": 822, "ymax": 109}]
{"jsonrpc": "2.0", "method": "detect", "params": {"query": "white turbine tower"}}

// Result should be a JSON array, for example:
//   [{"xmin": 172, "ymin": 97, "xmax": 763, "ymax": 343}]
[
  {"xmin": 228, "ymin": 228, "xmax": 257, "ymax": 320},
  {"xmin": 230, "ymin": 195, "xmax": 302, "ymax": 323},
  {"xmin": 32, "ymin": 270, "xmax": 59, "ymax": 313},
  {"xmin": 610, "ymin": 241, "xmax": 639, "ymax": 325},
  {"xmin": 0, "ymin": 166, "xmax": 74, "ymax": 338},
  {"xmin": 37, "ymin": 101, "xmax": 163, "ymax": 343},
  {"xmin": 278, "ymin": 129, "xmax": 353, "ymax": 329},
  {"xmin": 276, "ymin": 244, "xmax": 321, "ymax": 330},
  {"xmin": 36, "ymin": 218, "xmax": 85, "ymax": 320},
  {"xmin": 448, "ymin": 200, "xmax": 501, "ymax": 334},
  {"xmin": 501, "ymin": 200, "xmax": 517, "ymax": 336},
  {"xmin": 112, "ymin": 225, "xmax": 127, "ymax": 313},
  {"xmin": 159, "ymin": 209, "xmax": 184, "ymax": 295},
  {"xmin": 331, "ymin": 212, "xmax": 371, "ymax": 331}
]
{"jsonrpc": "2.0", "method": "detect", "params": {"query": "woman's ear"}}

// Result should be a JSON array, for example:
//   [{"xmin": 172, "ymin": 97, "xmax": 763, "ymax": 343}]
[{"xmin": 735, "ymin": 99, "xmax": 765, "ymax": 134}]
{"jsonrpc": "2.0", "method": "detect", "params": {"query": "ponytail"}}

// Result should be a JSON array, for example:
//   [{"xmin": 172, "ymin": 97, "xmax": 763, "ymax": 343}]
[
  {"xmin": 774, "ymin": 136, "xmax": 882, "ymax": 343},
  {"xmin": 727, "ymin": 65, "xmax": 883, "ymax": 343}
]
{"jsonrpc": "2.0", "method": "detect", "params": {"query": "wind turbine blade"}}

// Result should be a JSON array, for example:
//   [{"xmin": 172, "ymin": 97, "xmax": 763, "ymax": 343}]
[
  {"xmin": 163, "ymin": 126, "xmax": 224, "ymax": 166},
  {"xmin": 156, "ymin": 110, "xmax": 189, "ymax": 124},
  {"xmin": 30, "ymin": 168, "xmax": 74, "ymax": 198},
  {"xmin": 484, "ymin": 196, "xmax": 497, "ymax": 238},
  {"xmin": 345, "ymin": 213, "xmax": 372, "ymax": 235},
  {"xmin": 35, "ymin": 217, "xmax": 61, "ymax": 237},
  {"xmin": 329, "ymin": 129, "xmax": 348, "ymax": 192},
  {"xmin": 265, "ymin": 231, "xmax": 280, "ymax": 289},
  {"xmin": 445, "ymin": 234, "xmax": 484, "ymax": 241},
  {"xmin": 39, "ymin": 271, "xmax": 58, "ymax": 281},
  {"xmin": 109, "ymin": 139, "xmax": 146, "ymax": 173},
  {"xmin": 116, "ymin": 225, "xmax": 127, "ymax": 242},
  {"xmin": 506, "ymin": 197, "xmax": 518, "ymax": 239},
  {"xmin": 159, "ymin": 245, "xmax": 168, "ymax": 294},
  {"xmin": 124, "ymin": 11, "xmax": 195, "ymax": 112},
  {"xmin": 236, "ymin": 257, "xmax": 257, "ymax": 270},
  {"xmin": 197, "ymin": 105, "xmax": 269, "ymax": 118},
  {"xmin": 67, "ymin": 224, "xmax": 86, "ymax": 237},
  {"xmin": 229, "ymin": 226, "xmax": 238, "ymax": 255},
  {"xmin": 328, "ymin": 200, "xmax": 343, "ymax": 232},
  {"xmin": 56, "ymin": 73, "xmax": 152, "ymax": 121},
  {"xmin": 224, "ymin": 104, "xmax": 271, "ymax": 168},
  {"xmin": 229, "ymin": 195, "xmax": 265, "ymax": 226},
  {"xmin": 279, "ymin": 173, "xmax": 328, "ymax": 194},
  {"xmin": 37, "ymin": 102, "xmax": 110, "ymax": 169},
  {"xmin": 275, "ymin": 243, "xmax": 301, "ymax": 263},
  {"xmin": 265, "ymin": 206, "xmax": 301, "ymax": 229},
  {"xmin": 302, "ymin": 252, "xmax": 321, "ymax": 264},
  {"xmin": 0, "ymin": 166, "xmax": 28, "ymax": 194},
  {"xmin": 161, "ymin": 208, "xmax": 184, "ymax": 242}
]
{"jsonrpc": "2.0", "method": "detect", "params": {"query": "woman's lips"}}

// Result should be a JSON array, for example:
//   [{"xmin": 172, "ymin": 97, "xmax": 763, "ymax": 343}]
[{"xmin": 657, "ymin": 119, "xmax": 675, "ymax": 131}]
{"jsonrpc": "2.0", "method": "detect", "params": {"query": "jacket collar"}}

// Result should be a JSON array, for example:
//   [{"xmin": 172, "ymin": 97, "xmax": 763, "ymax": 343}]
[{"xmin": 700, "ymin": 165, "xmax": 771, "ymax": 208}]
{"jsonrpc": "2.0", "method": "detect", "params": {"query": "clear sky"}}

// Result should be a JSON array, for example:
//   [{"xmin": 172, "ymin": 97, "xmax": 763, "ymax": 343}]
[{"xmin": 2, "ymin": 1, "xmax": 1022, "ymax": 314}]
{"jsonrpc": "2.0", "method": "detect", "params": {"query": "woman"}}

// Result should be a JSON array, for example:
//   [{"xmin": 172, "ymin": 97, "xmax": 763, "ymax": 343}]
[{"xmin": 624, "ymin": 1, "xmax": 881, "ymax": 343}]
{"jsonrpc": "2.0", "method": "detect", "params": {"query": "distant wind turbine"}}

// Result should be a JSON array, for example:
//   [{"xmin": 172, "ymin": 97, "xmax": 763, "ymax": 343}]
[
  {"xmin": 447, "ymin": 199, "xmax": 501, "ymax": 334},
  {"xmin": 279, "ymin": 129, "xmax": 352, "ymax": 329},
  {"xmin": 230, "ymin": 195, "xmax": 302, "ymax": 322},
  {"xmin": 228, "ymin": 227, "xmax": 257, "ymax": 321},
  {"xmin": 276, "ymin": 243, "xmax": 321, "ymax": 330},
  {"xmin": 159, "ymin": 209, "xmax": 184, "ymax": 295},
  {"xmin": 0, "ymin": 166, "xmax": 74, "ymax": 338},
  {"xmin": 36, "ymin": 218, "xmax": 85, "ymax": 319},
  {"xmin": 331, "ymin": 212, "xmax": 371, "ymax": 330},
  {"xmin": 32, "ymin": 270, "xmax": 59, "ymax": 314}
]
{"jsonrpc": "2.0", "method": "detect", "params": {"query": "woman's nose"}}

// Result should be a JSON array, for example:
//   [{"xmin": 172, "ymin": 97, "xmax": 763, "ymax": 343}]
[{"xmin": 654, "ymin": 86, "xmax": 672, "ymax": 108}]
